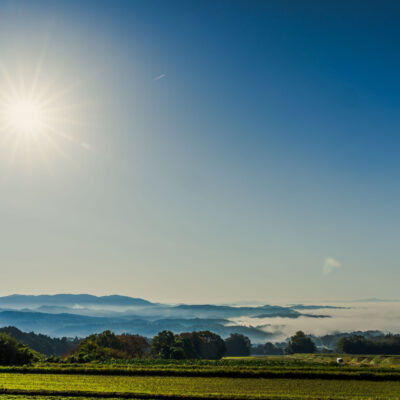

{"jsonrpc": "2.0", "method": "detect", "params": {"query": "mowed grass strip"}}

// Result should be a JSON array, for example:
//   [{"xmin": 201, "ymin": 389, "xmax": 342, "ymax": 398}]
[{"xmin": 0, "ymin": 374, "xmax": 400, "ymax": 399}]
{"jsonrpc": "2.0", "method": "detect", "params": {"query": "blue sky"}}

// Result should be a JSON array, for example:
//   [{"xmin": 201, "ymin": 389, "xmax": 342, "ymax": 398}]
[{"xmin": 0, "ymin": 0, "xmax": 399, "ymax": 303}]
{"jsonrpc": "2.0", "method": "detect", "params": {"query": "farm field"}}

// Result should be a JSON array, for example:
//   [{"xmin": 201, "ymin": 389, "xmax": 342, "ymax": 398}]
[
  {"xmin": 0, "ymin": 371, "xmax": 400, "ymax": 399},
  {"xmin": 1, "ymin": 357, "xmax": 400, "ymax": 400},
  {"xmin": 282, "ymin": 353, "xmax": 400, "ymax": 368},
  {"xmin": 4, "ymin": 355, "xmax": 400, "ymax": 381},
  {"xmin": 0, "ymin": 398, "xmax": 122, "ymax": 400},
  {"xmin": 225, "ymin": 354, "xmax": 400, "ymax": 368}
]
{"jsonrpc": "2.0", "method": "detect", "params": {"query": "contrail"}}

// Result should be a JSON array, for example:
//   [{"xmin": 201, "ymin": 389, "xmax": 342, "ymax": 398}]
[{"xmin": 153, "ymin": 73, "xmax": 166, "ymax": 81}]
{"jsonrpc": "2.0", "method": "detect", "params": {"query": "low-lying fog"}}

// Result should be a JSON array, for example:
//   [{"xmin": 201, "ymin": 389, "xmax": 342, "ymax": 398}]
[{"xmin": 230, "ymin": 302, "xmax": 400, "ymax": 341}]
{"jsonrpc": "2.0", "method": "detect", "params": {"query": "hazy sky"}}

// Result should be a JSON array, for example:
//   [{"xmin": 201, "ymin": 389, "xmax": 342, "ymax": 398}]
[{"xmin": 0, "ymin": 0, "xmax": 399, "ymax": 303}]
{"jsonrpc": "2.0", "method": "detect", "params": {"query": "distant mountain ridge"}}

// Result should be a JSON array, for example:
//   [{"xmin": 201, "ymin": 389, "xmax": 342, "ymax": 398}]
[
  {"xmin": 354, "ymin": 298, "xmax": 400, "ymax": 303},
  {"xmin": 0, "ymin": 294, "xmax": 333, "ymax": 342},
  {"xmin": 0, "ymin": 294, "xmax": 154, "ymax": 307},
  {"xmin": 0, "ymin": 294, "xmax": 327, "ymax": 319}
]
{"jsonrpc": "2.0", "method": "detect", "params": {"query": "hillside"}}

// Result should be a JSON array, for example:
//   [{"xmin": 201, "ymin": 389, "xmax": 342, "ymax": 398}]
[{"xmin": 0, "ymin": 326, "xmax": 79, "ymax": 356}]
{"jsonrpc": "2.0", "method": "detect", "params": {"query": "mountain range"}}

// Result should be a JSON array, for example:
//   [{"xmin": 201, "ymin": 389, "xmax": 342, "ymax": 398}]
[{"xmin": 0, "ymin": 294, "xmax": 332, "ymax": 342}]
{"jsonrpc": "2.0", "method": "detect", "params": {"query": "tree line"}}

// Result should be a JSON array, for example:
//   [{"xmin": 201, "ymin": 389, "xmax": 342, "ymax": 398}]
[
  {"xmin": 68, "ymin": 330, "xmax": 252, "ymax": 362},
  {"xmin": 46, "ymin": 330, "xmax": 319, "ymax": 362},
  {"xmin": 68, "ymin": 331, "xmax": 400, "ymax": 361},
  {"xmin": 0, "ymin": 328, "xmax": 320, "ymax": 365},
  {"xmin": 336, "ymin": 334, "xmax": 400, "ymax": 355},
  {"xmin": 3, "ymin": 326, "xmax": 400, "ymax": 366},
  {"xmin": 0, "ymin": 328, "xmax": 282, "ymax": 364}
]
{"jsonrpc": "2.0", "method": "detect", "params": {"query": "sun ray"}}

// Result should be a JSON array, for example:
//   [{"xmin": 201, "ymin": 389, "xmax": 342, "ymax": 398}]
[
  {"xmin": 0, "ymin": 59, "xmax": 92, "ymax": 172},
  {"xmin": 29, "ymin": 38, "xmax": 50, "ymax": 99}
]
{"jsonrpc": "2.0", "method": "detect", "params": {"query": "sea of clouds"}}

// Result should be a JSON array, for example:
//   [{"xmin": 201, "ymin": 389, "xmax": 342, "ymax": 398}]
[{"xmin": 230, "ymin": 302, "xmax": 400, "ymax": 341}]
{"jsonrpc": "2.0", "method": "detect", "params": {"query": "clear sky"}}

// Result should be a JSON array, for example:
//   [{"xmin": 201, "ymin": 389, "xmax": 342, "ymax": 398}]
[{"xmin": 0, "ymin": 0, "xmax": 399, "ymax": 303}]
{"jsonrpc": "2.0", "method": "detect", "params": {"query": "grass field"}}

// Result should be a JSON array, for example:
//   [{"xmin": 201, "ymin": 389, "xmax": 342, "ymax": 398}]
[
  {"xmin": 1, "ymin": 356, "xmax": 400, "ymax": 399},
  {"xmin": 1, "ymin": 373, "xmax": 400, "ymax": 399},
  {"xmin": 3, "ymin": 355, "xmax": 400, "ymax": 380}
]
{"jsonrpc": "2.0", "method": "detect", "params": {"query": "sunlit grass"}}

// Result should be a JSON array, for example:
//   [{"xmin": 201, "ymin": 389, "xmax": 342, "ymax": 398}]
[{"xmin": 1, "ymin": 373, "xmax": 400, "ymax": 399}]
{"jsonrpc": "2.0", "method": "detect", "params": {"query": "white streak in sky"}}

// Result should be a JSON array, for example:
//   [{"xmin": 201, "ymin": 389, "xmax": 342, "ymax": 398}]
[{"xmin": 153, "ymin": 74, "xmax": 166, "ymax": 81}]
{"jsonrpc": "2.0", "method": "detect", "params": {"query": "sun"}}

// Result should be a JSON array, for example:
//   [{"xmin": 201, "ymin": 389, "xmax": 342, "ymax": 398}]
[
  {"xmin": 5, "ymin": 98, "xmax": 45, "ymax": 137},
  {"xmin": 0, "ymin": 61, "xmax": 91, "ymax": 170}
]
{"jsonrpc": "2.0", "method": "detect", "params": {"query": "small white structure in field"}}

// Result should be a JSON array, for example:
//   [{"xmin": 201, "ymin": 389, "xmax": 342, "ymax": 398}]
[{"xmin": 337, "ymin": 357, "xmax": 344, "ymax": 364}]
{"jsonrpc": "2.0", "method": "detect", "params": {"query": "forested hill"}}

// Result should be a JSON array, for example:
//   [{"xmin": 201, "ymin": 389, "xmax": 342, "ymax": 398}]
[{"xmin": 0, "ymin": 326, "xmax": 79, "ymax": 356}]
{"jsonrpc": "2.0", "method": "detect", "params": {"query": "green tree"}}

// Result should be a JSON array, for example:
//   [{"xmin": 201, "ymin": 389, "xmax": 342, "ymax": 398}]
[
  {"xmin": 285, "ymin": 331, "xmax": 316, "ymax": 354},
  {"xmin": 225, "ymin": 333, "xmax": 251, "ymax": 356},
  {"xmin": 335, "ymin": 334, "xmax": 400, "ymax": 355},
  {"xmin": 0, "ymin": 326, "xmax": 79, "ymax": 356},
  {"xmin": 72, "ymin": 330, "xmax": 120, "ymax": 362},
  {"xmin": 336, "ymin": 335, "xmax": 367, "ymax": 354},
  {"xmin": 196, "ymin": 331, "xmax": 226, "ymax": 359},
  {"xmin": 118, "ymin": 334, "xmax": 149, "ymax": 358},
  {"xmin": 169, "ymin": 336, "xmax": 187, "ymax": 359},
  {"xmin": 94, "ymin": 330, "xmax": 121, "ymax": 349},
  {"xmin": 69, "ymin": 330, "xmax": 149, "ymax": 362},
  {"xmin": 0, "ymin": 333, "xmax": 36, "ymax": 365},
  {"xmin": 151, "ymin": 330, "xmax": 176, "ymax": 359},
  {"xmin": 264, "ymin": 342, "xmax": 283, "ymax": 355},
  {"xmin": 151, "ymin": 330, "xmax": 226, "ymax": 360},
  {"xmin": 177, "ymin": 332, "xmax": 201, "ymax": 359}
]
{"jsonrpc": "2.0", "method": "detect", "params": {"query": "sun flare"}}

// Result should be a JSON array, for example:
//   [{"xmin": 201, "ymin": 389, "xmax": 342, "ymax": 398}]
[
  {"xmin": 5, "ymin": 98, "xmax": 45, "ymax": 137},
  {"xmin": 0, "ymin": 62, "xmax": 89, "ymax": 170}
]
